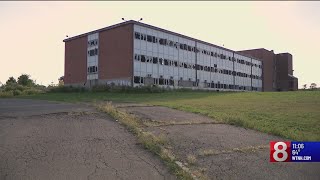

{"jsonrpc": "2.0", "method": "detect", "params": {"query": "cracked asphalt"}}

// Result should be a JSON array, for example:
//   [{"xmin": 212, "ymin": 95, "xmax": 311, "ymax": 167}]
[
  {"xmin": 119, "ymin": 104, "xmax": 320, "ymax": 180},
  {"xmin": 0, "ymin": 99, "xmax": 175, "ymax": 180}
]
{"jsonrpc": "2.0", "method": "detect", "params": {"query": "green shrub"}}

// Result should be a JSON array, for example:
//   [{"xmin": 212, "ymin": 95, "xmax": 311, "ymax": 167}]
[
  {"xmin": 48, "ymin": 86, "xmax": 87, "ymax": 93},
  {"xmin": 13, "ymin": 89, "xmax": 22, "ymax": 96},
  {"xmin": 23, "ymin": 88, "xmax": 44, "ymax": 95},
  {"xmin": 0, "ymin": 91, "xmax": 14, "ymax": 97}
]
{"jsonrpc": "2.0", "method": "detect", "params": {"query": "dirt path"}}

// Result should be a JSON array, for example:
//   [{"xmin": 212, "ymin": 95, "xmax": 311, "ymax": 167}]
[
  {"xmin": 0, "ymin": 99, "xmax": 175, "ymax": 180},
  {"xmin": 117, "ymin": 103, "xmax": 320, "ymax": 180}
]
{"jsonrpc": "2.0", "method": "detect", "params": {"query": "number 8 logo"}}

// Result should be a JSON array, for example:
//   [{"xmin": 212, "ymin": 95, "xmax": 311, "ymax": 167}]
[{"xmin": 273, "ymin": 142, "xmax": 288, "ymax": 162}]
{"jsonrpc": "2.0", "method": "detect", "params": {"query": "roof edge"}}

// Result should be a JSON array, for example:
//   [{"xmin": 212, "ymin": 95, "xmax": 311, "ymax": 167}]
[{"xmin": 62, "ymin": 20, "xmax": 262, "ymax": 61}]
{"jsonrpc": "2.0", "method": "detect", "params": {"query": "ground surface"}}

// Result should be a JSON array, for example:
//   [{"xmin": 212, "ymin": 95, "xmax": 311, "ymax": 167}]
[
  {"xmin": 118, "ymin": 103, "xmax": 320, "ymax": 180},
  {"xmin": 0, "ymin": 99, "xmax": 175, "ymax": 180},
  {"xmin": 23, "ymin": 91, "xmax": 320, "ymax": 141}
]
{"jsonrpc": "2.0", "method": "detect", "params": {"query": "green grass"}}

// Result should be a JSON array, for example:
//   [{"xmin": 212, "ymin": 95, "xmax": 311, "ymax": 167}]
[{"xmin": 18, "ymin": 91, "xmax": 320, "ymax": 141}]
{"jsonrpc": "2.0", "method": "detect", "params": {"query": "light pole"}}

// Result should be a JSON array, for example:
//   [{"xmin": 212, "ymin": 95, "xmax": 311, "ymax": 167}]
[{"xmin": 121, "ymin": 18, "xmax": 143, "ymax": 22}]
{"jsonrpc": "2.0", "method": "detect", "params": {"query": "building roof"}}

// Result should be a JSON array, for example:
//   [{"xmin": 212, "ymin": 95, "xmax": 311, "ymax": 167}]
[{"xmin": 63, "ymin": 20, "xmax": 261, "ymax": 61}]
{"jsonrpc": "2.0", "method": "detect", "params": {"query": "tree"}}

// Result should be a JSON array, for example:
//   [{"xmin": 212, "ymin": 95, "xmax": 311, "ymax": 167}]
[
  {"xmin": 6, "ymin": 76, "xmax": 17, "ymax": 85},
  {"xmin": 310, "ymin": 83, "xmax": 317, "ymax": 89},
  {"xmin": 302, "ymin": 84, "xmax": 307, "ymax": 89},
  {"xmin": 17, "ymin": 74, "xmax": 34, "ymax": 86},
  {"xmin": 58, "ymin": 76, "xmax": 64, "ymax": 86}
]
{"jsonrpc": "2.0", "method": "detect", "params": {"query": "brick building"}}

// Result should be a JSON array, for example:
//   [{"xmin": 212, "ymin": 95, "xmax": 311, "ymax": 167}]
[
  {"xmin": 238, "ymin": 48, "xmax": 298, "ymax": 91},
  {"xmin": 63, "ymin": 20, "xmax": 297, "ymax": 91}
]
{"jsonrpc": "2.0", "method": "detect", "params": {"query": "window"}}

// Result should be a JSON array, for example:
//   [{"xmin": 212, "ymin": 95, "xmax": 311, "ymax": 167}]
[
  {"xmin": 164, "ymin": 59, "xmax": 169, "ymax": 65},
  {"xmin": 159, "ymin": 58, "xmax": 163, "ymax": 65},
  {"xmin": 88, "ymin": 66, "xmax": 98, "ymax": 73},
  {"xmin": 169, "ymin": 41, "xmax": 174, "ymax": 47},
  {"xmin": 134, "ymin": 76, "xmax": 140, "ymax": 83},
  {"xmin": 141, "ymin": 55, "xmax": 146, "ymax": 62},
  {"xmin": 169, "ymin": 79, "xmax": 174, "ymax": 86},
  {"xmin": 184, "ymin": 44, "xmax": 187, "ymax": 50},
  {"xmin": 135, "ymin": 32, "xmax": 141, "ymax": 39},
  {"xmin": 153, "ymin": 57, "xmax": 158, "ymax": 64},
  {"xmin": 159, "ymin": 78, "xmax": 164, "ymax": 85},
  {"xmin": 146, "ymin": 56, "xmax": 151, "ymax": 63},
  {"xmin": 159, "ymin": 39, "xmax": 166, "ymax": 45},
  {"xmin": 88, "ymin": 48, "xmax": 98, "ymax": 56},
  {"xmin": 147, "ymin": 35, "xmax": 152, "ymax": 42}
]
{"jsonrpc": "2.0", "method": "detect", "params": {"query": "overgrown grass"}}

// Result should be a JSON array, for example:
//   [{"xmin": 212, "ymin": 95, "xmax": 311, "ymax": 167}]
[
  {"xmin": 19, "ymin": 91, "xmax": 320, "ymax": 141},
  {"xmin": 98, "ymin": 102, "xmax": 194, "ymax": 180}
]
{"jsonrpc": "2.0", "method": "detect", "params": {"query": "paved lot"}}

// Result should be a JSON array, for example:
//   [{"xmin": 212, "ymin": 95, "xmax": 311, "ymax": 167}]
[
  {"xmin": 0, "ymin": 99, "xmax": 175, "ymax": 180},
  {"xmin": 120, "ymin": 104, "xmax": 320, "ymax": 180}
]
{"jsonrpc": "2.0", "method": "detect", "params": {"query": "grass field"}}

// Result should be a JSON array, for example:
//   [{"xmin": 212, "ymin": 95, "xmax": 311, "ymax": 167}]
[{"xmin": 17, "ymin": 91, "xmax": 320, "ymax": 141}]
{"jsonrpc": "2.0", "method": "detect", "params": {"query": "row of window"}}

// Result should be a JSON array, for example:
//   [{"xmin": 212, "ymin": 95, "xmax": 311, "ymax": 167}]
[
  {"xmin": 134, "ymin": 32, "xmax": 262, "ymax": 68},
  {"xmin": 88, "ymin": 48, "xmax": 98, "ymax": 56},
  {"xmin": 88, "ymin": 39, "xmax": 98, "ymax": 47},
  {"xmin": 88, "ymin": 66, "xmax": 98, "ymax": 73},
  {"xmin": 134, "ymin": 54, "xmax": 261, "ymax": 79},
  {"xmin": 133, "ymin": 76, "xmax": 260, "ymax": 91}
]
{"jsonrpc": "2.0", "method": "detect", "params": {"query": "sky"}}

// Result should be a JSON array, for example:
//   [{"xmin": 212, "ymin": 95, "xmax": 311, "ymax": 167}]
[{"xmin": 0, "ymin": 1, "xmax": 319, "ymax": 88}]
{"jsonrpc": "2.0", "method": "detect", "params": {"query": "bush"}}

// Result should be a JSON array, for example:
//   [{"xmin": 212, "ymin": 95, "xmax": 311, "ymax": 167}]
[
  {"xmin": 48, "ymin": 86, "xmax": 87, "ymax": 93},
  {"xmin": 13, "ymin": 89, "xmax": 22, "ymax": 96},
  {"xmin": 0, "ymin": 91, "xmax": 14, "ymax": 97},
  {"xmin": 23, "ymin": 88, "xmax": 44, "ymax": 95},
  {"xmin": 4, "ymin": 84, "xmax": 26, "ymax": 92}
]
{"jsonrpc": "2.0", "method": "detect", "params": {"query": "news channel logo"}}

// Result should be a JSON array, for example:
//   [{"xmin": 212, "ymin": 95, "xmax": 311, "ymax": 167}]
[{"xmin": 270, "ymin": 141, "xmax": 320, "ymax": 162}]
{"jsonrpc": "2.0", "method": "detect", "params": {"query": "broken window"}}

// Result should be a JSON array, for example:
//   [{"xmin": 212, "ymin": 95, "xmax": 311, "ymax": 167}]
[
  {"xmin": 147, "ymin": 35, "xmax": 152, "ymax": 42},
  {"xmin": 135, "ymin": 32, "xmax": 140, "ymax": 39},
  {"xmin": 159, "ymin": 58, "xmax": 163, "ymax": 65},
  {"xmin": 164, "ymin": 59, "xmax": 169, "ymax": 65},
  {"xmin": 169, "ymin": 79, "xmax": 174, "ymax": 86},
  {"xmin": 153, "ymin": 57, "xmax": 158, "ymax": 64},
  {"xmin": 159, "ymin": 78, "xmax": 164, "ymax": 85},
  {"xmin": 184, "ymin": 63, "xmax": 188, "ymax": 69},
  {"xmin": 134, "ymin": 76, "xmax": 140, "ymax": 83},
  {"xmin": 141, "ymin": 55, "xmax": 146, "ymax": 62}
]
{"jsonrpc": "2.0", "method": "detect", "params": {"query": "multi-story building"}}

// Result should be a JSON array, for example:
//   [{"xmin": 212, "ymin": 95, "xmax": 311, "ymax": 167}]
[
  {"xmin": 63, "ymin": 20, "xmax": 265, "ymax": 91},
  {"xmin": 238, "ymin": 48, "xmax": 298, "ymax": 91}
]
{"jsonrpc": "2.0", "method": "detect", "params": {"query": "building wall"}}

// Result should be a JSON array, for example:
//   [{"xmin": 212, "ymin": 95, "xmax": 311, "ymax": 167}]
[
  {"xmin": 64, "ymin": 24, "xmax": 134, "ymax": 87},
  {"xmin": 64, "ymin": 36, "xmax": 87, "ymax": 85},
  {"xmin": 238, "ymin": 49, "xmax": 298, "ymax": 91},
  {"xmin": 99, "ymin": 24, "xmax": 133, "ymax": 86},
  {"xmin": 64, "ymin": 21, "xmax": 263, "ymax": 91},
  {"xmin": 133, "ymin": 24, "xmax": 262, "ymax": 91},
  {"xmin": 237, "ymin": 49, "xmax": 276, "ymax": 92},
  {"xmin": 276, "ymin": 53, "xmax": 292, "ymax": 91}
]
